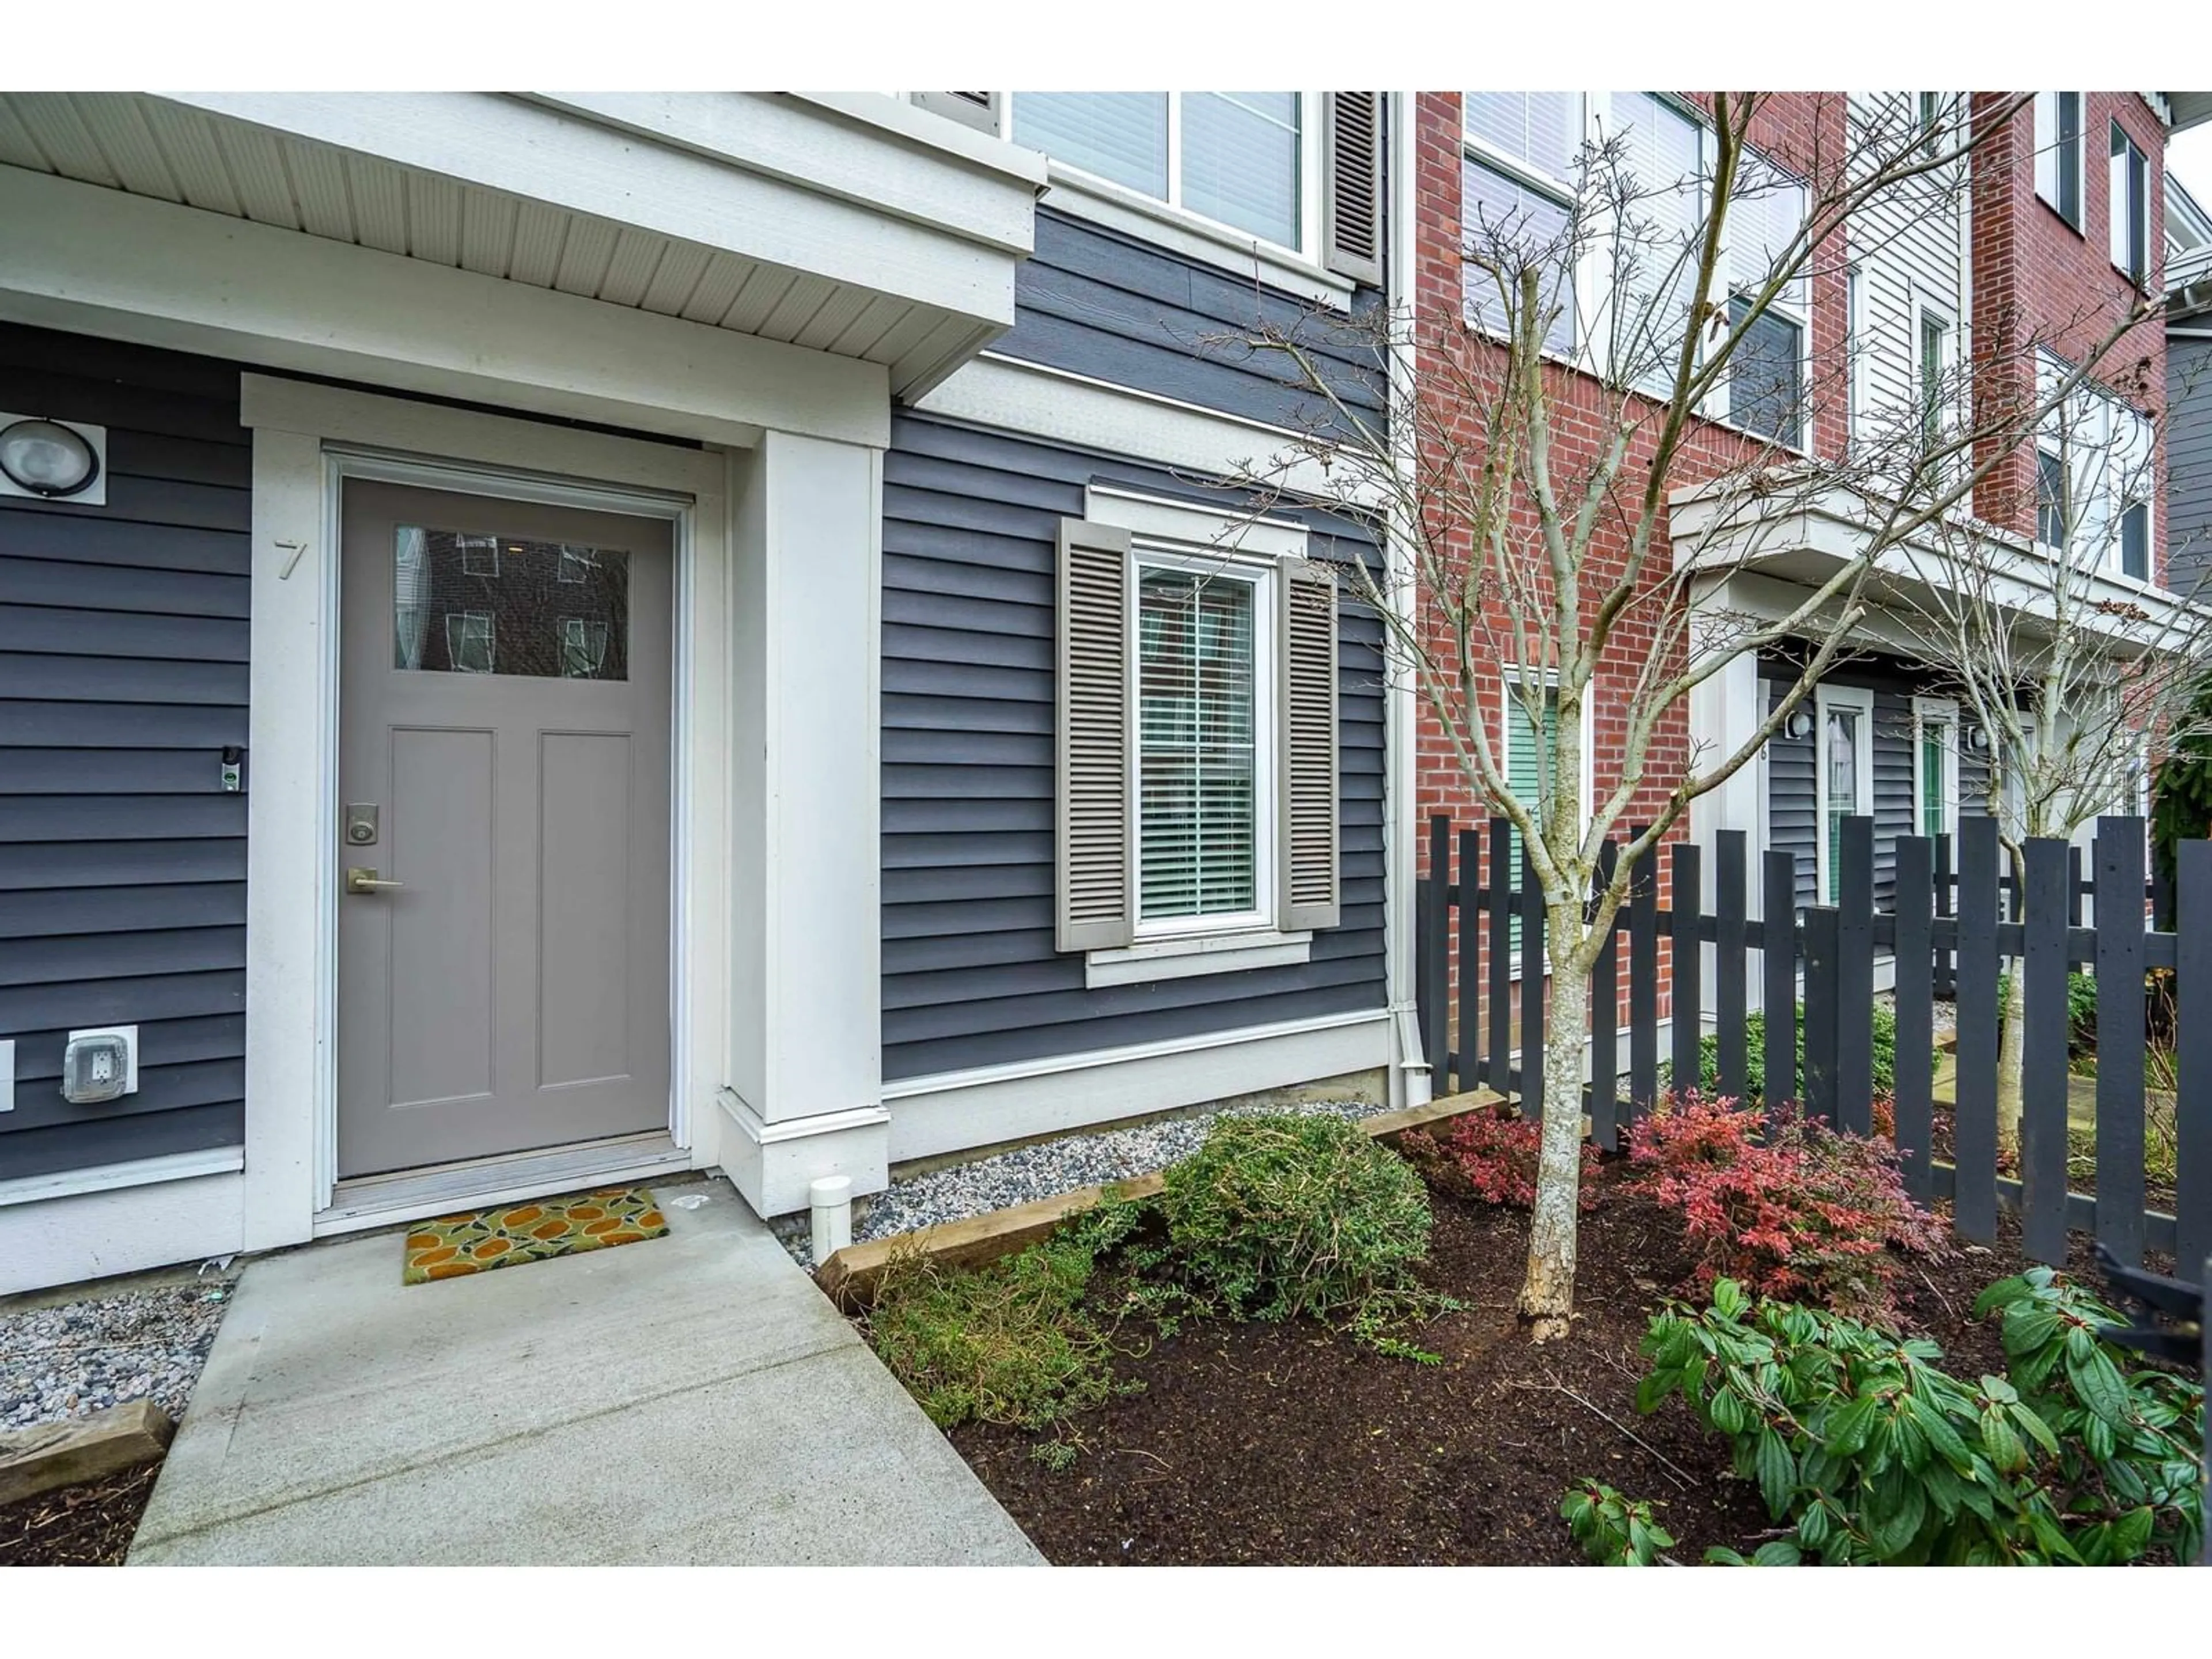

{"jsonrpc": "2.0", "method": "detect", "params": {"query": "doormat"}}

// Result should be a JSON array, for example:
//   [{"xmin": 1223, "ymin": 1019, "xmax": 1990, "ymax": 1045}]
[{"xmin": 403, "ymin": 1187, "xmax": 668, "ymax": 1285}]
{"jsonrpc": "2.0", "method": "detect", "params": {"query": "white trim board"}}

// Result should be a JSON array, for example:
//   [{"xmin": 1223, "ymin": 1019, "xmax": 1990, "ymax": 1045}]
[
  {"xmin": 917, "ymin": 353, "xmax": 1360, "ymax": 503},
  {"xmin": 0, "ymin": 1172, "xmax": 244, "ymax": 1298},
  {"xmin": 0, "ymin": 1146, "xmax": 243, "ymax": 1211},
  {"xmin": 0, "ymin": 164, "xmax": 890, "ymax": 450},
  {"xmin": 881, "ymin": 1009, "xmax": 1391, "ymax": 1164},
  {"xmin": 238, "ymin": 381, "xmax": 733, "ymax": 1255}
]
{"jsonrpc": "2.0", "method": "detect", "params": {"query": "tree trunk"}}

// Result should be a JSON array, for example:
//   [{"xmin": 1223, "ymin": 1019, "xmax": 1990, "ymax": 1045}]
[
  {"xmin": 1995, "ymin": 957, "xmax": 2025, "ymax": 1162},
  {"xmin": 1994, "ymin": 843, "xmax": 2027, "ymax": 1162},
  {"xmin": 1519, "ymin": 925, "xmax": 1590, "ymax": 1343}
]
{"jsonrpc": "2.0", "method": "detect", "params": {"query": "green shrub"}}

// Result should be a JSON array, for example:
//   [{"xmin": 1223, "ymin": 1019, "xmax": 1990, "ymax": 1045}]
[
  {"xmin": 1155, "ymin": 1113, "xmax": 1457, "ymax": 1359},
  {"xmin": 863, "ymin": 1215, "xmax": 1139, "ymax": 1455},
  {"xmin": 1975, "ymin": 1266, "xmax": 2204, "ymax": 1562},
  {"xmin": 1633, "ymin": 1275, "xmax": 2203, "ymax": 1565},
  {"xmin": 1560, "ymin": 1480, "xmax": 1675, "ymax": 1565}
]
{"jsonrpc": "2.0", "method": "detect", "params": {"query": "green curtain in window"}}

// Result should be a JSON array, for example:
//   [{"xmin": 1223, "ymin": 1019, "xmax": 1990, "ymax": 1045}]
[{"xmin": 1505, "ymin": 685, "xmax": 1559, "ymax": 955}]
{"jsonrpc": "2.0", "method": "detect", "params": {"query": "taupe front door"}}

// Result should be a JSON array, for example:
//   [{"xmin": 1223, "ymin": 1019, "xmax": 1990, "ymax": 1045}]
[{"xmin": 336, "ymin": 480, "xmax": 673, "ymax": 1179}]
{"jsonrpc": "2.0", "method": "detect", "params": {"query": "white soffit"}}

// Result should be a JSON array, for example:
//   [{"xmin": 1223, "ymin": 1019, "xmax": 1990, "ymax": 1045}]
[{"xmin": 0, "ymin": 92, "xmax": 1033, "ymax": 400}]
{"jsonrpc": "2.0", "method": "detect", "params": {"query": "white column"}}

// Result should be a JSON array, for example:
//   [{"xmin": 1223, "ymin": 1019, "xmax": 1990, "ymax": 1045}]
[
  {"xmin": 719, "ymin": 432, "xmax": 890, "ymax": 1215},
  {"xmin": 1687, "ymin": 575, "xmax": 1768, "ymax": 1016},
  {"xmin": 240, "ymin": 426, "xmax": 331, "ymax": 1249}
]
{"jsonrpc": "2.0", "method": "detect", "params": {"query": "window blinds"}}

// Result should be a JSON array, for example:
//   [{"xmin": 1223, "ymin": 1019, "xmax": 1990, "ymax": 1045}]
[
  {"xmin": 1138, "ymin": 567, "xmax": 1259, "ymax": 921},
  {"xmin": 1183, "ymin": 92, "xmax": 1301, "ymax": 248},
  {"xmin": 1013, "ymin": 92, "xmax": 1169, "ymax": 198}
]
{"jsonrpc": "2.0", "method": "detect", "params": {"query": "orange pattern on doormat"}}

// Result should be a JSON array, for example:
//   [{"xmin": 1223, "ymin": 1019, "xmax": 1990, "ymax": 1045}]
[{"xmin": 403, "ymin": 1187, "xmax": 668, "ymax": 1285}]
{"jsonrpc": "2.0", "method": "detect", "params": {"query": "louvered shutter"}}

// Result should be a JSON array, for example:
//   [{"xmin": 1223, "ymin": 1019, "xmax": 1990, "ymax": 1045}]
[
  {"xmin": 1277, "ymin": 556, "xmax": 1340, "ymax": 931},
  {"xmin": 1056, "ymin": 518, "xmax": 1136, "ymax": 952},
  {"xmin": 1322, "ymin": 92, "xmax": 1385, "ymax": 287},
  {"xmin": 910, "ymin": 92, "xmax": 1004, "ymax": 138}
]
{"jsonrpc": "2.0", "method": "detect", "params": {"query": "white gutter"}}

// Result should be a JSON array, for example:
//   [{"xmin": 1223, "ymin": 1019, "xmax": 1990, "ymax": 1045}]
[{"xmin": 1382, "ymin": 90, "xmax": 1431, "ymax": 1111}]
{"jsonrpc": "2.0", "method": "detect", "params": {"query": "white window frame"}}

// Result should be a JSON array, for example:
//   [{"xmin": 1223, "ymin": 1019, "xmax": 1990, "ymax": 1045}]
[
  {"xmin": 1813, "ymin": 682, "xmax": 1874, "ymax": 904},
  {"xmin": 1846, "ymin": 259, "xmax": 1873, "ymax": 449},
  {"xmin": 1078, "ymin": 486, "xmax": 1315, "ymax": 984},
  {"xmin": 2035, "ymin": 92, "xmax": 2084, "ymax": 232},
  {"xmin": 1128, "ymin": 546, "xmax": 1278, "ymax": 942},
  {"xmin": 2109, "ymin": 118, "xmax": 2150, "ymax": 285},
  {"xmin": 1911, "ymin": 695, "xmax": 1960, "ymax": 842},
  {"xmin": 2035, "ymin": 350, "xmax": 2156, "ymax": 581},
  {"xmin": 1459, "ymin": 94, "xmax": 1586, "ymax": 361},
  {"xmin": 1914, "ymin": 287, "xmax": 1959, "ymax": 456},
  {"xmin": 1002, "ymin": 93, "xmax": 1332, "ymax": 302},
  {"xmin": 1710, "ymin": 147, "xmax": 1812, "ymax": 450},
  {"xmin": 1498, "ymin": 665, "xmax": 1596, "ymax": 979}
]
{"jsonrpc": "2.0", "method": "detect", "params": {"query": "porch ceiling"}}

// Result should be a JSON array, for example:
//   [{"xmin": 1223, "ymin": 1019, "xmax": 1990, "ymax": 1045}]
[{"xmin": 0, "ymin": 92, "xmax": 1041, "ymax": 401}]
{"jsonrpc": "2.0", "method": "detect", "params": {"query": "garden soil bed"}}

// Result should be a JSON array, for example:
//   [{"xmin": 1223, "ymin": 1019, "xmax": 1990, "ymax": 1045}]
[
  {"xmin": 946, "ymin": 1167, "xmax": 2099, "ymax": 1566},
  {"xmin": 0, "ymin": 1463, "xmax": 159, "ymax": 1567}
]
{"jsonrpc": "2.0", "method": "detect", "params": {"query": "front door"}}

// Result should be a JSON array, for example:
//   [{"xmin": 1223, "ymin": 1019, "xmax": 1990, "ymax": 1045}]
[{"xmin": 336, "ymin": 480, "xmax": 673, "ymax": 1179}]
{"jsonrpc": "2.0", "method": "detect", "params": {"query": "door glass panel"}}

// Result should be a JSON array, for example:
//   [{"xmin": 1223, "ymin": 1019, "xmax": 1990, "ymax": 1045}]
[
  {"xmin": 1824, "ymin": 706, "xmax": 1861, "ymax": 902},
  {"xmin": 395, "ymin": 524, "xmax": 630, "ymax": 680}
]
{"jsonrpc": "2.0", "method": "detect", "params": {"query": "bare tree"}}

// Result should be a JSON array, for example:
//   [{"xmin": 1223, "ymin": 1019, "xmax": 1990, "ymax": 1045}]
[
  {"xmin": 1884, "ymin": 342, "xmax": 2212, "ymax": 1157},
  {"xmin": 1217, "ymin": 91, "xmax": 2168, "ymax": 1339}
]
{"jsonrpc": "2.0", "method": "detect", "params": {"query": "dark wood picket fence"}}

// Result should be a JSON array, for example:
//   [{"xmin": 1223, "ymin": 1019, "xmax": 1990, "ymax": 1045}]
[{"xmin": 1413, "ymin": 810, "xmax": 2210, "ymax": 1275}]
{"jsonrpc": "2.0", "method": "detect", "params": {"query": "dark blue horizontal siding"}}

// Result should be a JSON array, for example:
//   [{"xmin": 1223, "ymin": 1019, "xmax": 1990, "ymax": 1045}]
[
  {"xmin": 995, "ymin": 209, "xmax": 1387, "ymax": 434},
  {"xmin": 2166, "ymin": 334, "xmax": 2212, "ymax": 598},
  {"xmin": 1, "ymin": 322, "xmax": 248, "ymax": 1181},
  {"xmin": 1762, "ymin": 652, "xmax": 1990, "ymax": 910},
  {"xmin": 881, "ymin": 411, "xmax": 1388, "ymax": 1080}
]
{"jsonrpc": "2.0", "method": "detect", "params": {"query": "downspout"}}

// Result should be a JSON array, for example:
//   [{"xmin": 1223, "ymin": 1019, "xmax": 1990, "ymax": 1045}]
[{"xmin": 1383, "ymin": 90, "xmax": 1431, "ymax": 1111}]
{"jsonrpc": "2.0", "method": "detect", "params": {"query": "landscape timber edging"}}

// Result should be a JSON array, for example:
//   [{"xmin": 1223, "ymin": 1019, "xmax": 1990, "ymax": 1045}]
[{"xmin": 815, "ymin": 1090, "xmax": 1506, "ymax": 1308}]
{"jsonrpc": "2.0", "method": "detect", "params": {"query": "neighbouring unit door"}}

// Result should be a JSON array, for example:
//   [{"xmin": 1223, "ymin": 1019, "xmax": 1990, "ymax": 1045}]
[{"xmin": 336, "ymin": 479, "xmax": 674, "ymax": 1179}]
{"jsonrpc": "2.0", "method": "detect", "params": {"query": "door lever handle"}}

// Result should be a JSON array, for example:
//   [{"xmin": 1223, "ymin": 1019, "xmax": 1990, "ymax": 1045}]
[{"xmin": 346, "ymin": 867, "xmax": 406, "ymax": 895}]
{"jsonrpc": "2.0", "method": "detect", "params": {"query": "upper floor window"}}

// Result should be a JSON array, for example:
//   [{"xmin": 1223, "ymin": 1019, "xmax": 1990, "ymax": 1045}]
[
  {"xmin": 1721, "ymin": 149, "xmax": 1810, "ymax": 446},
  {"xmin": 1461, "ymin": 92, "xmax": 1582, "ymax": 356},
  {"xmin": 1457, "ymin": 90, "xmax": 1806, "ymax": 436},
  {"xmin": 1009, "ymin": 92, "xmax": 1304, "ymax": 252},
  {"xmin": 2110, "ymin": 120, "xmax": 2150, "ymax": 286},
  {"xmin": 2036, "ymin": 352, "xmax": 2154, "ymax": 581},
  {"xmin": 2035, "ymin": 93, "xmax": 2084, "ymax": 230}
]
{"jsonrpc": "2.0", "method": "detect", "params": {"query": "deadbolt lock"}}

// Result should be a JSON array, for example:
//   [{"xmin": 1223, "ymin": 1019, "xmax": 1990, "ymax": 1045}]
[{"xmin": 344, "ymin": 804, "xmax": 378, "ymax": 846}]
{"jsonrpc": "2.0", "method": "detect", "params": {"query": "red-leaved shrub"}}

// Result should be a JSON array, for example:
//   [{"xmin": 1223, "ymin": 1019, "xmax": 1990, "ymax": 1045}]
[
  {"xmin": 1401, "ymin": 1107, "xmax": 1601, "ymax": 1212},
  {"xmin": 1627, "ymin": 1092, "xmax": 1944, "ymax": 1324}
]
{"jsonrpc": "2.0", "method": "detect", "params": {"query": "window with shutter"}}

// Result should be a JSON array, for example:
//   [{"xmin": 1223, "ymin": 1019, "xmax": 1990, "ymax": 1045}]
[
  {"xmin": 1055, "ymin": 519, "xmax": 1135, "ymax": 952},
  {"xmin": 1137, "ymin": 562, "xmax": 1264, "ymax": 924},
  {"xmin": 1055, "ymin": 497, "xmax": 1341, "ymax": 971},
  {"xmin": 1322, "ymin": 92, "xmax": 1384, "ymax": 286},
  {"xmin": 1278, "ymin": 558, "xmax": 1340, "ymax": 930},
  {"xmin": 909, "ymin": 91, "xmax": 1004, "ymax": 139}
]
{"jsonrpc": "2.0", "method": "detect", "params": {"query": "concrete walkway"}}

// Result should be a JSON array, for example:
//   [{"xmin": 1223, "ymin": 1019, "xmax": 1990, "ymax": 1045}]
[{"xmin": 128, "ymin": 1175, "xmax": 1040, "ymax": 1566}]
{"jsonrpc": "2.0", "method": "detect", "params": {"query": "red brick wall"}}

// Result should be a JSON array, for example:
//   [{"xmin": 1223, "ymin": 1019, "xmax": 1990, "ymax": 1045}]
[
  {"xmin": 1969, "ymin": 93, "xmax": 2168, "ymax": 575},
  {"xmin": 1411, "ymin": 91, "xmax": 2171, "ymax": 1054},
  {"xmin": 1412, "ymin": 92, "xmax": 1848, "ymax": 1034}
]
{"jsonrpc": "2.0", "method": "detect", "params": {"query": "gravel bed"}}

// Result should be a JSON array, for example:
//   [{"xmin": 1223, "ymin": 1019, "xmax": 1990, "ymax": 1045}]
[
  {"xmin": 774, "ymin": 1098, "xmax": 1377, "ymax": 1267},
  {"xmin": 1, "ymin": 1272, "xmax": 237, "ymax": 1433},
  {"xmin": 1876, "ymin": 989, "xmax": 1959, "ymax": 1044}
]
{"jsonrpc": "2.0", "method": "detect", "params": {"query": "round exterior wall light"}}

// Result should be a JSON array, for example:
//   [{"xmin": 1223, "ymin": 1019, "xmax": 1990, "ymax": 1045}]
[
  {"xmin": 1782, "ymin": 707, "xmax": 1815, "ymax": 741},
  {"xmin": 0, "ymin": 418, "xmax": 101, "ymax": 498}
]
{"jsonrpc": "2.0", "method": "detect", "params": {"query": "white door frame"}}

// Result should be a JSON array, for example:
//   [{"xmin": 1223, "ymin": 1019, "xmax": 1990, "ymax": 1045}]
[{"xmin": 238, "ymin": 375, "xmax": 734, "ymax": 1247}]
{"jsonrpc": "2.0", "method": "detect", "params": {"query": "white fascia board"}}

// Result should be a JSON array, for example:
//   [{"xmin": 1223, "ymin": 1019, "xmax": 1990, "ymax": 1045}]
[
  {"xmin": 0, "ymin": 165, "xmax": 889, "ymax": 449},
  {"xmin": 545, "ymin": 91, "xmax": 1046, "ymax": 250},
  {"xmin": 159, "ymin": 92, "xmax": 1028, "ymax": 328},
  {"xmin": 1669, "ymin": 481, "xmax": 2211, "ymax": 647},
  {"xmin": 918, "ymin": 353, "xmax": 1369, "ymax": 505}
]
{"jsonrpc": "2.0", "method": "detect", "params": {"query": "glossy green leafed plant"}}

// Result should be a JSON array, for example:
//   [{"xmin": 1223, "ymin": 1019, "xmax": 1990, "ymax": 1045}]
[
  {"xmin": 1974, "ymin": 1266, "xmax": 2204, "ymax": 1563},
  {"xmin": 1560, "ymin": 1480, "xmax": 1675, "ymax": 1565},
  {"xmin": 1637, "ymin": 1277, "xmax": 2202, "ymax": 1565},
  {"xmin": 1642, "ymin": 1281, "xmax": 2065, "ymax": 1564}
]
